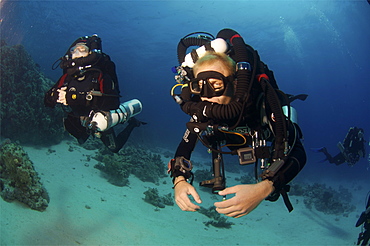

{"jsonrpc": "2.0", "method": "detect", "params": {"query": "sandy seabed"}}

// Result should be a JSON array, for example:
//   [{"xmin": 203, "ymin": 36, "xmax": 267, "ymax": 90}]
[{"xmin": 0, "ymin": 140, "xmax": 367, "ymax": 246}]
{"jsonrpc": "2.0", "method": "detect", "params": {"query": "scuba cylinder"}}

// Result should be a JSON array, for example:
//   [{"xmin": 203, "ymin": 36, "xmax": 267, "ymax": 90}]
[
  {"xmin": 87, "ymin": 99, "xmax": 142, "ymax": 132},
  {"xmin": 282, "ymin": 105, "xmax": 298, "ymax": 124}
]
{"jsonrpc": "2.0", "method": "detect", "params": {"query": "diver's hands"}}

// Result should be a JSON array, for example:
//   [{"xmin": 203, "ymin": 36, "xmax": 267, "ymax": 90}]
[
  {"xmin": 214, "ymin": 180, "xmax": 274, "ymax": 218},
  {"xmin": 57, "ymin": 86, "xmax": 68, "ymax": 105},
  {"xmin": 174, "ymin": 176, "xmax": 202, "ymax": 211}
]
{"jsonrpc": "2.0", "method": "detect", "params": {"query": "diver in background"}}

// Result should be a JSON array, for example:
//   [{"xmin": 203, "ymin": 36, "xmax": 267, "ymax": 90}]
[
  {"xmin": 45, "ymin": 35, "xmax": 145, "ymax": 153},
  {"xmin": 314, "ymin": 127, "xmax": 365, "ymax": 166},
  {"xmin": 356, "ymin": 192, "xmax": 370, "ymax": 245}
]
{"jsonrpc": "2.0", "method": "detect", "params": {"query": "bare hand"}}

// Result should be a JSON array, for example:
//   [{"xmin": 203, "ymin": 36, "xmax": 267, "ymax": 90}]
[
  {"xmin": 57, "ymin": 86, "xmax": 68, "ymax": 105},
  {"xmin": 174, "ymin": 178, "xmax": 202, "ymax": 211},
  {"xmin": 214, "ymin": 180, "xmax": 274, "ymax": 218}
]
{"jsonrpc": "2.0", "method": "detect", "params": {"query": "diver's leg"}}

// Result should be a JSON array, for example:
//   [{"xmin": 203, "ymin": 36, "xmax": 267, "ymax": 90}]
[
  {"xmin": 317, "ymin": 147, "xmax": 334, "ymax": 162},
  {"xmin": 100, "ymin": 117, "xmax": 144, "ymax": 153},
  {"xmin": 330, "ymin": 153, "xmax": 345, "ymax": 165},
  {"xmin": 113, "ymin": 118, "xmax": 140, "ymax": 150},
  {"xmin": 64, "ymin": 113, "xmax": 89, "ymax": 144},
  {"xmin": 100, "ymin": 128, "xmax": 119, "ymax": 153},
  {"xmin": 362, "ymin": 229, "xmax": 370, "ymax": 246}
]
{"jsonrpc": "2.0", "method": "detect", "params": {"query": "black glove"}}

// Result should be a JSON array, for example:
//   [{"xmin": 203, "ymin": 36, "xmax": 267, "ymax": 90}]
[{"xmin": 44, "ymin": 87, "xmax": 58, "ymax": 108}]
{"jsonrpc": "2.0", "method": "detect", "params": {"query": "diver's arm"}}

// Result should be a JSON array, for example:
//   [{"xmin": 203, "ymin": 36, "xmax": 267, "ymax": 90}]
[
  {"xmin": 215, "ymin": 180, "xmax": 274, "ymax": 218},
  {"xmin": 173, "ymin": 175, "xmax": 202, "ymax": 211},
  {"xmin": 262, "ymin": 123, "xmax": 306, "ymax": 201},
  {"xmin": 278, "ymin": 137, "xmax": 306, "ymax": 185},
  {"xmin": 171, "ymin": 130, "xmax": 202, "ymax": 211},
  {"xmin": 174, "ymin": 129, "xmax": 198, "ymax": 160},
  {"xmin": 168, "ymin": 129, "xmax": 198, "ymax": 183}
]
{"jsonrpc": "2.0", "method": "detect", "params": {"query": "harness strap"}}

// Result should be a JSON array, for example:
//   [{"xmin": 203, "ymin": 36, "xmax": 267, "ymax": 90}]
[
  {"xmin": 204, "ymin": 42, "xmax": 215, "ymax": 52},
  {"xmin": 98, "ymin": 72, "xmax": 104, "ymax": 93},
  {"xmin": 190, "ymin": 49, "xmax": 199, "ymax": 64},
  {"xmin": 280, "ymin": 186, "xmax": 293, "ymax": 212},
  {"xmin": 57, "ymin": 73, "xmax": 68, "ymax": 88}
]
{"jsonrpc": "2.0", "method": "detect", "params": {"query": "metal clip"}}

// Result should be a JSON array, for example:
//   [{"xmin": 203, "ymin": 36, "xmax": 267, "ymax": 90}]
[{"xmin": 237, "ymin": 62, "xmax": 251, "ymax": 71}]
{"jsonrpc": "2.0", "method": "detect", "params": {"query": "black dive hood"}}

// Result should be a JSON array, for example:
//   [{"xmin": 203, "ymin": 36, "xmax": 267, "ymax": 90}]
[
  {"xmin": 178, "ymin": 28, "xmax": 257, "ymax": 125},
  {"xmin": 59, "ymin": 35, "xmax": 103, "ymax": 75}
]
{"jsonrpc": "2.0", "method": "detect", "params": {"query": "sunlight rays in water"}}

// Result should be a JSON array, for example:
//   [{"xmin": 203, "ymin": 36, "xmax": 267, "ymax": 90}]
[
  {"xmin": 279, "ymin": 16, "xmax": 304, "ymax": 67},
  {"xmin": 310, "ymin": 4, "xmax": 361, "ymax": 70}
]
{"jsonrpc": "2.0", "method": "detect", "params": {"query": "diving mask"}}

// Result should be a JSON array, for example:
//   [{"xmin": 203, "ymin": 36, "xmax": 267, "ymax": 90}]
[
  {"xmin": 189, "ymin": 71, "xmax": 233, "ymax": 98},
  {"xmin": 70, "ymin": 43, "xmax": 89, "ymax": 59}
]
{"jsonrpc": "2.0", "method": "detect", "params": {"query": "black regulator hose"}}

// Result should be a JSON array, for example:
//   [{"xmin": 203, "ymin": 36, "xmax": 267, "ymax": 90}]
[
  {"xmin": 60, "ymin": 52, "xmax": 103, "ymax": 70},
  {"xmin": 259, "ymin": 76, "xmax": 288, "ymax": 159},
  {"xmin": 177, "ymin": 37, "xmax": 212, "ymax": 64},
  {"xmin": 217, "ymin": 28, "xmax": 252, "ymax": 102}
]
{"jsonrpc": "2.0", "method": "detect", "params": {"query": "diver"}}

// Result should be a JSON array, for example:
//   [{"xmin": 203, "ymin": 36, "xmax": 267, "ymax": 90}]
[
  {"xmin": 44, "ymin": 35, "xmax": 145, "ymax": 153},
  {"xmin": 356, "ymin": 191, "xmax": 370, "ymax": 245},
  {"xmin": 313, "ymin": 127, "xmax": 366, "ymax": 166},
  {"xmin": 168, "ymin": 29, "xmax": 307, "ymax": 217}
]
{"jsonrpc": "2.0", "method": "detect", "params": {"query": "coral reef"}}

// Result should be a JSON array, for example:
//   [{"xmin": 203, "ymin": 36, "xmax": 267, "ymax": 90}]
[
  {"xmin": 143, "ymin": 187, "xmax": 174, "ymax": 208},
  {"xmin": 94, "ymin": 155, "xmax": 130, "ymax": 187},
  {"xmin": 0, "ymin": 44, "xmax": 64, "ymax": 145},
  {"xmin": 290, "ymin": 182, "xmax": 356, "ymax": 216},
  {"xmin": 198, "ymin": 206, "xmax": 235, "ymax": 229},
  {"xmin": 94, "ymin": 145, "xmax": 166, "ymax": 186},
  {"xmin": 0, "ymin": 139, "xmax": 49, "ymax": 211}
]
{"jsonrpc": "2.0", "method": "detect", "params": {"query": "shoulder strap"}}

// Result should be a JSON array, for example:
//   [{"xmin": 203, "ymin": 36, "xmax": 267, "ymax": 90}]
[
  {"xmin": 57, "ymin": 73, "xmax": 68, "ymax": 88},
  {"xmin": 97, "ymin": 72, "xmax": 104, "ymax": 93}
]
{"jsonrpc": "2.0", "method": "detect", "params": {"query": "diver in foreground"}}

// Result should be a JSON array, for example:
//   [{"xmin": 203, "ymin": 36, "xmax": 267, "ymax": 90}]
[
  {"xmin": 168, "ymin": 28, "xmax": 307, "ymax": 217},
  {"xmin": 45, "ymin": 35, "xmax": 144, "ymax": 153}
]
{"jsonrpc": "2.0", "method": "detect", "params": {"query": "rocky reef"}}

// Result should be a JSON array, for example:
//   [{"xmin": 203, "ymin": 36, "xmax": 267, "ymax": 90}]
[
  {"xmin": 143, "ymin": 187, "xmax": 174, "ymax": 208},
  {"xmin": 198, "ymin": 206, "xmax": 235, "ymax": 229},
  {"xmin": 94, "ymin": 145, "xmax": 167, "ymax": 186},
  {"xmin": 0, "ymin": 139, "xmax": 49, "ymax": 211},
  {"xmin": 290, "ymin": 182, "xmax": 356, "ymax": 216},
  {"xmin": 0, "ymin": 44, "xmax": 64, "ymax": 145}
]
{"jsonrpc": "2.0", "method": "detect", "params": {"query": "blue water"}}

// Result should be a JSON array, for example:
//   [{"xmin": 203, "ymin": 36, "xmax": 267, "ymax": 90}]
[{"xmin": 1, "ymin": 0, "xmax": 370, "ymax": 244}]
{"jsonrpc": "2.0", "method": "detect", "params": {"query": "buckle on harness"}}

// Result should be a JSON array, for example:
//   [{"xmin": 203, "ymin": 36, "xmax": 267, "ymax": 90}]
[{"xmin": 236, "ymin": 62, "xmax": 251, "ymax": 71}]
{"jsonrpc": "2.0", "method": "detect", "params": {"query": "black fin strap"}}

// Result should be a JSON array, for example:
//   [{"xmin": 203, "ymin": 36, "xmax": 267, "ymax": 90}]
[
  {"xmin": 265, "ymin": 184, "xmax": 293, "ymax": 212},
  {"xmin": 280, "ymin": 186, "xmax": 293, "ymax": 212},
  {"xmin": 261, "ymin": 159, "xmax": 295, "ymax": 211}
]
